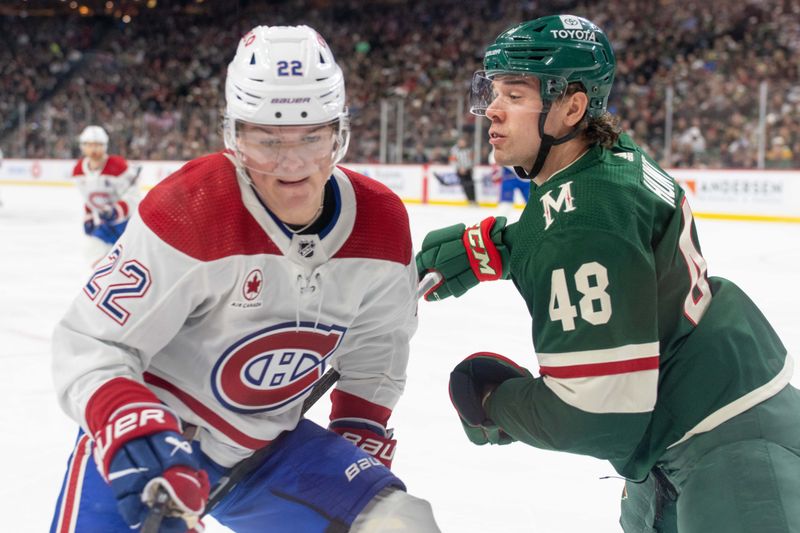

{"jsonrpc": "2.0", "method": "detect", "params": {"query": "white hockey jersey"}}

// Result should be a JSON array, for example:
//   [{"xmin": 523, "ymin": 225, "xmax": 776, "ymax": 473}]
[
  {"xmin": 71, "ymin": 155, "xmax": 140, "ymax": 224},
  {"xmin": 53, "ymin": 153, "xmax": 418, "ymax": 467}
]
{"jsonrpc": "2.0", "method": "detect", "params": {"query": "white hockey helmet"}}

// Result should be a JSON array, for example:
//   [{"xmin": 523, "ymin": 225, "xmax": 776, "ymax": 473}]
[
  {"xmin": 224, "ymin": 25, "xmax": 349, "ymax": 176},
  {"xmin": 79, "ymin": 125, "xmax": 109, "ymax": 146}
]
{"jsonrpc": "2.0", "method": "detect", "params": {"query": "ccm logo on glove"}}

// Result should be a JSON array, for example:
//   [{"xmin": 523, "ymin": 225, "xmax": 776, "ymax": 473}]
[{"xmin": 462, "ymin": 217, "xmax": 504, "ymax": 281}]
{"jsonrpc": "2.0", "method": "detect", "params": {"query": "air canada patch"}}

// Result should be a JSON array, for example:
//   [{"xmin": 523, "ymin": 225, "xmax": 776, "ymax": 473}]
[
  {"xmin": 231, "ymin": 269, "xmax": 264, "ymax": 309},
  {"xmin": 211, "ymin": 322, "xmax": 346, "ymax": 413},
  {"xmin": 243, "ymin": 269, "xmax": 263, "ymax": 301}
]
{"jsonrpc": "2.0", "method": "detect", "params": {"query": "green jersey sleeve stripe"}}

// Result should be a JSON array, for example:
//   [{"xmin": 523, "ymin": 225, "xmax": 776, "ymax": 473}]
[
  {"xmin": 540, "ymin": 356, "xmax": 659, "ymax": 379},
  {"xmin": 543, "ymin": 370, "xmax": 658, "ymax": 414},
  {"xmin": 537, "ymin": 342, "xmax": 660, "ymax": 368}
]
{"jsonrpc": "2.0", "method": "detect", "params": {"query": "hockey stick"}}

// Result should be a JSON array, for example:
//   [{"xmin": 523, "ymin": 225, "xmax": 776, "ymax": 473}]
[
  {"xmin": 416, "ymin": 270, "xmax": 443, "ymax": 300},
  {"xmin": 198, "ymin": 275, "xmax": 443, "ymax": 511},
  {"xmin": 142, "ymin": 272, "xmax": 441, "ymax": 532},
  {"xmin": 203, "ymin": 366, "xmax": 341, "ymax": 513},
  {"xmin": 141, "ymin": 367, "xmax": 341, "ymax": 533}
]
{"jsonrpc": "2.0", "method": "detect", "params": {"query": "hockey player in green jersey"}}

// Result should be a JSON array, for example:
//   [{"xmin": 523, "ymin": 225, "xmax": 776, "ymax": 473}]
[{"xmin": 417, "ymin": 14, "xmax": 800, "ymax": 533}]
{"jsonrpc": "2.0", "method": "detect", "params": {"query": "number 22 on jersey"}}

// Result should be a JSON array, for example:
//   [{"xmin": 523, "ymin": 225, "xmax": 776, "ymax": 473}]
[{"xmin": 84, "ymin": 245, "xmax": 152, "ymax": 325}]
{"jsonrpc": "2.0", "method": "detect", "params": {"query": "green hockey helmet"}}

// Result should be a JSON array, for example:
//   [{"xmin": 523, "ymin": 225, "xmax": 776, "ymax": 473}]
[{"xmin": 471, "ymin": 14, "xmax": 616, "ymax": 118}]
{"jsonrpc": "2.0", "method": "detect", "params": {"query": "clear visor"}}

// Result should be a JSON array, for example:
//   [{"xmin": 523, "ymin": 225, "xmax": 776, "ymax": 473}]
[
  {"xmin": 231, "ymin": 119, "xmax": 348, "ymax": 178},
  {"xmin": 469, "ymin": 71, "xmax": 568, "ymax": 116},
  {"xmin": 80, "ymin": 142, "xmax": 107, "ymax": 154}
]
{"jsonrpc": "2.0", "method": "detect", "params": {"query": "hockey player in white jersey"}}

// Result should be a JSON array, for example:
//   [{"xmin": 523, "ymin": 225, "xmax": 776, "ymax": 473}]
[
  {"xmin": 51, "ymin": 25, "xmax": 440, "ymax": 533},
  {"xmin": 72, "ymin": 125, "xmax": 140, "ymax": 261}
]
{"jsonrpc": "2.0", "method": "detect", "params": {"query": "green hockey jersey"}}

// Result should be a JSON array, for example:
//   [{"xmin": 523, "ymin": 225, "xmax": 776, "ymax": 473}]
[{"xmin": 486, "ymin": 134, "xmax": 792, "ymax": 480}]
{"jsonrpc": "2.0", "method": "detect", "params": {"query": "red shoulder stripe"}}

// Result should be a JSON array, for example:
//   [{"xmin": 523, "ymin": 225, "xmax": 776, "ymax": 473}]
[
  {"xmin": 334, "ymin": 167, "xmax": 412, "ymax": 265},
  {"xmin": 103, "ymin": 156, "xmax": 129, "ymax": 176},
  {"xmin": 139, "ymin": 153, "xmax": 281, "ymax": 261},
  {"xmin": 71, "ymin": 160, "xmax": 84, "ymax": 177}
]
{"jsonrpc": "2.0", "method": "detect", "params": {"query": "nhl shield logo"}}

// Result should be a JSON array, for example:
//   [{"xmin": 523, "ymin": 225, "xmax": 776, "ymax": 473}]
[
  {"xmin": 298, "ymin": 239, "xmax": 316, "ymax": 258},
  {"xmin": 211, "ymin": 322, "xmax": 347, "ymax": 413}
]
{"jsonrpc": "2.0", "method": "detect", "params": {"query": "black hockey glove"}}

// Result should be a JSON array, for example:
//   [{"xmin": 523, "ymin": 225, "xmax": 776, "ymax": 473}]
[{"xmin": 449, "ymin": 352, "xmax": 531, "ymax": 446}]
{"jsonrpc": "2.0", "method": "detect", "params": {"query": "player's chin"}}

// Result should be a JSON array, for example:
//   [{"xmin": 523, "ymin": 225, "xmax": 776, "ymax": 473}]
[{"xmin": 492, "ymin": 151, "xmax": 513, "ymax": 167}]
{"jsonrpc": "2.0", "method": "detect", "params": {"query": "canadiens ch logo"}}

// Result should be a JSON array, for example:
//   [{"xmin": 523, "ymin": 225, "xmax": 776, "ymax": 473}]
[
  {"xmin": 88, "ymin": 190, "xmax": 113, "ymax": 210},
  {"xmin": 211, "ymin": 322, "xmax": 346, "ymax": 413},
  {"xmin": 243, "ymin": 269, "xmax": 263, "ymax": 301}
]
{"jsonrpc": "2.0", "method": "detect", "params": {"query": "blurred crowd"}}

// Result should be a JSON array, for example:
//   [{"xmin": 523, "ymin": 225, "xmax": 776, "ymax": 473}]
[{"xmin": 1, "ymin": 0, "xmax": 798, "ymax": 169}]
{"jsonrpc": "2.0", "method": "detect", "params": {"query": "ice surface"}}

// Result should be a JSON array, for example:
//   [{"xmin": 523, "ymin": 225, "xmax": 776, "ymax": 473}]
[{"xmin": 1, "ymin": 185, "xmax": 797, "ymax": 532}]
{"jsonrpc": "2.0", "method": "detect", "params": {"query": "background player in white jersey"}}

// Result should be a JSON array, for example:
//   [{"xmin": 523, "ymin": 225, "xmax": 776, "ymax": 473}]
[
  {"xmin": 417, "ymin": 14, "xmax": 799, "ymax": 533},
  {"xmin": 51, "ymin": 25, "xmax": 439, "ymax": 533},
  {"xmin": 72, "ymin": 125, "xmax": 140, "ymax": 261}
]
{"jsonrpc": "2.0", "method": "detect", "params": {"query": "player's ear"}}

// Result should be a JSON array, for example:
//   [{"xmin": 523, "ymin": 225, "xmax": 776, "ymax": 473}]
[{"xmin": 564, "ymin": 91, "xmax": 589, "ymax": 128}]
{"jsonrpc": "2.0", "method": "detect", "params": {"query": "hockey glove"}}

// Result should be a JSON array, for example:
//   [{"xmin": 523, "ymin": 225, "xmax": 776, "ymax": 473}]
[
  {"xmin": 98, "ymin": 206, "xmax": 117, "ymax": 222},
  {"xmin": 449, "ymin": 352, "xmax": 532, "ymax": 446},
  {"xmin": 415, "ymin": 216, "xmax": 509, "ymax": 301},
  {"xmin": 330, "ymin": 419, "xmax": 397, "ymax": 468},
  {"xmin": 87, "ymin": 378, "xmax": 209, "ymax": 532},
  {"xmin": 95, "ymin": 222, "xmax": 122, "ymax": 244},
  {"xmin": 83, "ymin": 216, "xmax": 95, "ymax": 235}
]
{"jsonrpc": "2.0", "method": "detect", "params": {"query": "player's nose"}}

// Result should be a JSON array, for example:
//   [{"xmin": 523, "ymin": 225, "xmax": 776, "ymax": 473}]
[
  {"xmin": 275, "ymin": 148, "xmax": 308, "ymax": 171},
  {"xmin": 485, "ymin": 102, "xmax": 504, "ymax": 122}
]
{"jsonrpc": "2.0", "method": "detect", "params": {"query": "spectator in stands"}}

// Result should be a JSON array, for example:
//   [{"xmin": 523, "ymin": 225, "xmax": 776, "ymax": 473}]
[
  {"xmin": 676, "ymin": 117, "xmax": 707, "ymax": 167},
  {"xmin": 409, "ymin": 142, "xmax": 430, "ymax": 163},
  {"xmin": 766, "ymin": 136, "xmax": 794, "ymax": 169},
  {"xmin": 2, "ymin": 0, "xmax": 799, "ymax": 169}
]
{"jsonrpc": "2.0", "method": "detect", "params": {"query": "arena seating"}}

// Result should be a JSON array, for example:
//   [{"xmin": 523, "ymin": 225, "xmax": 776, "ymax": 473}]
[{"xmin": 0, "ymin": 0, "xmax": 797, "ymax": 168}]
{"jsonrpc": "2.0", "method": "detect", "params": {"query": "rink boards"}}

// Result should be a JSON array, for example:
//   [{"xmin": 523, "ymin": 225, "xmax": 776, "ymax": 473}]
[{"xmin": 1, "ymin": 158, "xmax": 798, "ymax": 222}]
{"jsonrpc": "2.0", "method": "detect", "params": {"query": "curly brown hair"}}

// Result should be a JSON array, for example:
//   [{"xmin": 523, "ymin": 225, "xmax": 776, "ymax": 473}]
[{"xmin": 582, "ymin": 112, "xmax": 622, "ymax": 148}]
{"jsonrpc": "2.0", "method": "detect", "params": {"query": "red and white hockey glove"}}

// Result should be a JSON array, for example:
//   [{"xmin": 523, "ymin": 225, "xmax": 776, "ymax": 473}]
[
  {"xmin": 87, "ymin": 377, "xmax": 209, "ymax": 532},
  {"xmin": 328, "ymin": 389, "xmax": 397, "ymax": 468},
  {"xmin": 330, "ymin": 420, "xmax": 397, "ymax": 468},
  {"xmin": 415, "ymin": 216, "xmax": 510, "ymax": 300}
]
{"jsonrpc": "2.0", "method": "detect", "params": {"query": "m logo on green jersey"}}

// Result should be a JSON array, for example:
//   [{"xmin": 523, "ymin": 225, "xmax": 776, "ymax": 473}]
[{"xmin": 540, "ymin": 181, "xmax": 576, "ymax": 230}]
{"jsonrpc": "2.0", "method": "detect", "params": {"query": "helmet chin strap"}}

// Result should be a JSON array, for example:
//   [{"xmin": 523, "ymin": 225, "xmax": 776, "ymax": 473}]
[{"xmin": 513, "ymin": 104, "xmax": 582, "ymax": 181}]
